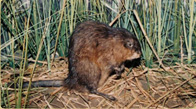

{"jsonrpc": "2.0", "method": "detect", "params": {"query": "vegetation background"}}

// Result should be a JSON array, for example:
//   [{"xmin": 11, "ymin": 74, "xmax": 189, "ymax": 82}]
[{"xmin": 1, "ymin": 0, "xmax": 196, "ymax": 108}]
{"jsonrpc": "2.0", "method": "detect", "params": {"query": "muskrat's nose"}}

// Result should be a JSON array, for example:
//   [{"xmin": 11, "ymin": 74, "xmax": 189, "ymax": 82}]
[{"xmin": 137, "ymin": 50, "xmax": 142, "ymax": 56}]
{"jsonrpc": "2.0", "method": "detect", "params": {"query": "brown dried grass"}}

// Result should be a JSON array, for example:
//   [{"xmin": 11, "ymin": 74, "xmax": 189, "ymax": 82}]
[{"xmin": 2, "ymin": 58, "xmax": 196, "ymax": 108}]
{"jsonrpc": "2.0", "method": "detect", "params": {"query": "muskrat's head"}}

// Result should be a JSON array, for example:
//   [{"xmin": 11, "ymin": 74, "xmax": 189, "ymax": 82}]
[
  {"xmin": 124, "ymin": 36, "xmax": 141, "ymax": 60},
  {"xmin": 117, "ymin": 29, "xmax": 141, "ymax": 61}
]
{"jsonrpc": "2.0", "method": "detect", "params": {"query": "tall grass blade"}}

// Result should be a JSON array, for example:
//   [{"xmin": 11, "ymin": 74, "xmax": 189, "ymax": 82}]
[
  {"xmin": 187, "ymin": 0, "xmax": 194, "ymax": 64},
  {"xmin": 157, "ymin": 0, "xmax": 162, "ymax": 55}
]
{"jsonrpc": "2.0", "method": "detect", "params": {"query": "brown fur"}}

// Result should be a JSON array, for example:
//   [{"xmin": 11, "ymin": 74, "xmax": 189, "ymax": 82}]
[{"xmin": 64, "ymin": 21, "xmax": 141, "ymax": 101}]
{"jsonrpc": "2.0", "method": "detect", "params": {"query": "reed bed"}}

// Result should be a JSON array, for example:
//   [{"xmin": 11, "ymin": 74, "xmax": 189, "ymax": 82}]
[{"xmin": 1, "ymin": 0, "xmax": 196, "ymax": 108}]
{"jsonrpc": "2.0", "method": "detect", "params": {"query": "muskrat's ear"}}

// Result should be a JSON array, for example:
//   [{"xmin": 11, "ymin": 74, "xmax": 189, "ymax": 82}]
[{"xmin": 124, "ymin": 39, "xmax": 134, "ymax": 49}]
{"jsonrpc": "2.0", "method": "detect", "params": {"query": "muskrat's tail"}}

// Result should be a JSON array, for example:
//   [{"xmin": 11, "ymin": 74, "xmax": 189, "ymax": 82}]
[{"xmin": 9, "ymin": 80, "xmax": 64, "ymax": 88}]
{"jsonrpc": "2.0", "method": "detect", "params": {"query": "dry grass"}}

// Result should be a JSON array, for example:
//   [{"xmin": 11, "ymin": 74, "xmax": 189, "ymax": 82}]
[{"xmin": 2, "ymin": 57, "xmax": 196, "ymax": 108}]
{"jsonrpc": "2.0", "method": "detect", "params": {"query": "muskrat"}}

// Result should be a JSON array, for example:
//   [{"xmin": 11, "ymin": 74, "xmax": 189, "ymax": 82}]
[{"xmin": 11, "ymin": 21, "xmax": 141, "ymax": 101}]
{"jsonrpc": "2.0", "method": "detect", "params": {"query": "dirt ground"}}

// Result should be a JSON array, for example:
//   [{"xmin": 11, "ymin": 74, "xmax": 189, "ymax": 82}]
[{"xmin": 2, "ymin": 58, "xmax": 196, "ymax": 108}]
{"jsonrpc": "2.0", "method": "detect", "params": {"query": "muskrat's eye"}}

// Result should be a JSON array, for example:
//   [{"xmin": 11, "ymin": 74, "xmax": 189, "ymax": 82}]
[
  {"xmin": 128, "ymin": 43, "xmax": 133, "ymax": 48},
  {"xmin": 125, "ymin": 40, "xmax": 133, "ymax": 48}
]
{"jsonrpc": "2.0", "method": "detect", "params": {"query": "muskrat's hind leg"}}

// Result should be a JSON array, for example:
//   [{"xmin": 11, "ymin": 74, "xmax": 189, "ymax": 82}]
[{"xmin": 90, "ymin": 89, "xmax": 116, "ymax": 101}]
